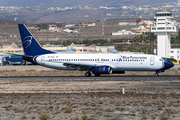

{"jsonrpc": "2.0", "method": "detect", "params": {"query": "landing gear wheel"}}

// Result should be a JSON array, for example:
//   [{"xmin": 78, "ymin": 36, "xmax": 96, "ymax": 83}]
[
  {"xmin": 94, "ymin": 74, "xmax": 100, "ymax": 76},
  {"xmin": 85, "ymin": 72, "xmax": 91, "ymax": 77},
  {"xmin": 155, "ymin": 73, "xmax": 159, "ymax": 76}
]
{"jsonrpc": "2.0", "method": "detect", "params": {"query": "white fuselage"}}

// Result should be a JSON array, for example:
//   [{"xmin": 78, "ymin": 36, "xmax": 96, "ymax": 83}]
[{"xmin": 35, "ymin": 53, "xmax": 163, "ymax": 72}]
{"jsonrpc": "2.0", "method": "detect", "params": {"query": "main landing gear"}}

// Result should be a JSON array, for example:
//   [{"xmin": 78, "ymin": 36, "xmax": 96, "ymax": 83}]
[
  {"xmin": 94, "ymin": 74, "xmax": 100, "ymax": 76},
  {"xmin": 85, "ymin": 72, "xmax": 91, "ymax": 77}
]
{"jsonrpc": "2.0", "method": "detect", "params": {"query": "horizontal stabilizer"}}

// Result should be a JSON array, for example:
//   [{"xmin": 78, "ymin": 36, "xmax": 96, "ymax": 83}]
[{"xmin": 6, "ymin": 53, "xmax": 33, "ymax": 58}]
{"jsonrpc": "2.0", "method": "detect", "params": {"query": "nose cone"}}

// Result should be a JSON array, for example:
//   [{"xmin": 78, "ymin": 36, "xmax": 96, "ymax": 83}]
[{"xmin": 163, "ymin": 61, "xmax": 174, "ymax": 70}]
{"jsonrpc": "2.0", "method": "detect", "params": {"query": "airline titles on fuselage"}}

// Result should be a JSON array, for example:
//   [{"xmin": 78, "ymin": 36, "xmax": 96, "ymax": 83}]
[{"xmin": 47, "ymin": 55, "xmax": 148, "ymax": 62}]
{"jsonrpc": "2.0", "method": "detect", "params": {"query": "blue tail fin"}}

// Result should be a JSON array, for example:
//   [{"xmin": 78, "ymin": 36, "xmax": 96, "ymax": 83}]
[{"xmin": 18, "ymin": 24, "xmax": 55, "ymax": 56}]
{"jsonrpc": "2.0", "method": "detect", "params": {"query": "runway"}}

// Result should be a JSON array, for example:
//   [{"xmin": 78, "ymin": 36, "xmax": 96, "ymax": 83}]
[{"xmin": 0, "ymin": 75, "xmax": 180, "ymax": 80}]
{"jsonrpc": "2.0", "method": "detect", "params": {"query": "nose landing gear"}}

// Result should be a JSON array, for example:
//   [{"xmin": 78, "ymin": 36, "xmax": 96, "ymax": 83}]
[
  {"xmin": 155, "ymin": 70, "xmax": 164, "ymax": 76},
  {"xmin": 155, "ymin": 73, "xmax": 159, "ymax": 76}
]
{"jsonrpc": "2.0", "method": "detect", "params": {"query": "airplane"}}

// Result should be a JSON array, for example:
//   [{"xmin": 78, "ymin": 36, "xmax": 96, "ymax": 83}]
[{"xmin": 12, "ymin": 24, "xmax": 174, "ymax": 77}]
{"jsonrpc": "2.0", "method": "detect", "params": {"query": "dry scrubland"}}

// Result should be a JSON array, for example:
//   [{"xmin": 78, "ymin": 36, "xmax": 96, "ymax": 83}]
[{"xmin": 0, "ymin": 66, "xmax": 179, "ymax": 119}]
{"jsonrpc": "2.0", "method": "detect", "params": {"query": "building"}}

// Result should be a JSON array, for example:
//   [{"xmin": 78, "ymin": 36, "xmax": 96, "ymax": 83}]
[
  {"xmin": 48, "ymin": 24, "xmax": 62, "ymax": 32},
  {"xmin": 0, "ymin": 43, "xmax": 22, "ymax": 53},
  {"xmin": 0, "ymin": 42, "xmax": 118, "ymax": 54},
  {"xmin": 138, "ymin": 20, "xmax": 144, "ymax": 25},
  {"xmin": 63, "ymin": 29, "xmax": 78, "ymax": 33},
  {"xmin": 151, "ymin": 10, "xmax": 177, "ymax": 58},
  {"xmin": 144, "ymin": 20, "xmax": 154, "ymax": 29},
  {"xmin": 119, "ymin": 22, "xmax": 136, "ymax": 26},
  {"xmin": 82, "ymin": 23, "xmax": 96, "ymax": 27},
  {"xmin": 169, "ymin": 49, "xmax": 180, "ymax": 62},
  {"xmin": 43, "ymin": 43, "xmax": 116, "ymax": 53},
  {"xmin": 139, "ymin": 29, "xmax": 150, "ymax": 33},
  {"xmin": 65, "ymin": 24, "xmax": 76, "ymax": 28},
  {"xmin": 112, "ymin": 30, "xmax": 135, "ymax": 36},
  {"xmin": 132, "ymin": 25, "xmax": 146, "ymax": 30},
  {"xmin": 0, "ymin": 43, "xmax": 119, "ymax": 65}
]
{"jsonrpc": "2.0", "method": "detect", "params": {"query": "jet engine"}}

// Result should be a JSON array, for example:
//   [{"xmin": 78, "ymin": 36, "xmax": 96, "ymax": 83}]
[{"xmin": 92, "ymin": 66, "xmax": 112, "ymax": 74}]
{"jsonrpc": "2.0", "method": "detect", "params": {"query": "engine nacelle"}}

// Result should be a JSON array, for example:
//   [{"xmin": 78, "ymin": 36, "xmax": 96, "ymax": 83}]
[{"xmin": 92, "ymin": 66, "xmax": 112, "ymax": 74}]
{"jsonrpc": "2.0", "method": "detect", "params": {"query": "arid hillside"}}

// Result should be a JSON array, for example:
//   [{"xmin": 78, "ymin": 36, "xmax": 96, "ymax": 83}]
[{"xmin": 0, "ymin": 19, "xmax": 24, "ymax": 28}]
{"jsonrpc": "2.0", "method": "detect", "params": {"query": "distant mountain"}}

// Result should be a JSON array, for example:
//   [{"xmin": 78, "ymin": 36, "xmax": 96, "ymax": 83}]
[{"xmin": 0, "ymin": 0, "xmax": 177, "ymax": 7}]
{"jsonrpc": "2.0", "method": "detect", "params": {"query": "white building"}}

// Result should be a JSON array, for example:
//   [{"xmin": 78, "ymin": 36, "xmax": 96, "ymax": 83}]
[
  {"xmin": 112, "ymin": 30, "xmax": 135, "ymax": 36},
  {"xmin": 63, "ymin": 29, "xmax": 78, "ymax": 33},
  {"xmin": 64, "ymin": 29, "xmax": 73, "ymax": 33},
  {"xmin": 151, "ymin": 10, "xmax": 177, "ymax": 58},
  {"xmin": 119, "ymin": 22, "xmax": 136, "ymax": 26},
  {"xmin": 49, "ymin": 24, "xmax": 58, "ymax": 31},
  {"xmin": 65, "ymin": 24, "xmax": 76, "ymax": 28},
  {"xmin": 132, "ymin": 25, "xmax": 146, "ymax": 30},
  {"xmin": 169, "ymin": 49, "xmax": 180, "ymax": 62},
  {"xmin": 144, "ymin": 20, "xmax": 153, "ymax": 25}
]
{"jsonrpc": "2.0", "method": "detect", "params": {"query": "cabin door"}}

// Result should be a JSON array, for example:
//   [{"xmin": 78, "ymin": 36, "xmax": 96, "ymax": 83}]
[
  {"xmin": 41, "ymin": 56, "xmax": 45, "ymax": 64},
  {"xmin": 150, "ymin": 57, "xmax": 154, "ymax": 65}
]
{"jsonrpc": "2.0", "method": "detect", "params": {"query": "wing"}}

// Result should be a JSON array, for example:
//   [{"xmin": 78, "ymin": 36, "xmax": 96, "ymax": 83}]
[
  {"xmin": 49, "ymin": 60, "xmax": 97, "ymax": 71},
  {"xmin": 63, "ymin": 62, "xmax": 97, "ymax": 71}
]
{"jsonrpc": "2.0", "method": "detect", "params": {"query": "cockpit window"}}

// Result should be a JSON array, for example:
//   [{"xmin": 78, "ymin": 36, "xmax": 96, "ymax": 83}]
[
  {"xmin": 162, "ymin": 58, "xmax": 168, "ymax": 61},
  {"xmin": 160, "ymin": 57, "xmax": 167, "ymax": 61}
]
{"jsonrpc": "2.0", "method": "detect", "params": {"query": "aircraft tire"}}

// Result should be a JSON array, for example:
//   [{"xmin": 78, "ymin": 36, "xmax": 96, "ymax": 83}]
[
  {"xmin": 155, "ymin": 73, "xmax": 159, "ymax": 76},
  {"xmin": 85, "ymin": 72, "xmax": 91, "ymax": 77},
  {"xmin": 94, "ymin": 74, "xmax": 100, "ymax": 76}
]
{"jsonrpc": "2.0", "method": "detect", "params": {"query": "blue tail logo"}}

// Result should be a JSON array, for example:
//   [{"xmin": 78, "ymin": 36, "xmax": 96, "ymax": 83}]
[
  {"xmin": 23, "ymin": 36, "xmax": 32, "ymax": 48},
  {"xmin": 18, "ymin": 24, "xmax": 54, "ymax": 56}
]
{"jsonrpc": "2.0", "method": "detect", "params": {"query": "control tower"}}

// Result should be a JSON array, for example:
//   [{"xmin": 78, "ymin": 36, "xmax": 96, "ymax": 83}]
[{"xmin": 151, "ymin": 11, "xmax": 177, "ymax": 58}]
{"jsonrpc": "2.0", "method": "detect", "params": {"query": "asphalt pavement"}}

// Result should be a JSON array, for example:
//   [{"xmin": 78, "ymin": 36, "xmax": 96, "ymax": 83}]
[{"xmin": 0, "ymin": 75, "xmax": 180, "ymax": 80}]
